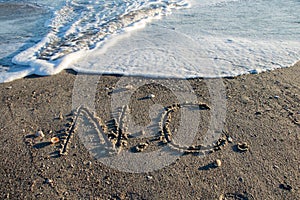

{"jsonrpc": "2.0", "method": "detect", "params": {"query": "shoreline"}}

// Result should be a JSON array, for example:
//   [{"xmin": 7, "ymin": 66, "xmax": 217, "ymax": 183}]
[{"xmin": 0, "ymin": 62, "xmax": 299, "ymax": 199}]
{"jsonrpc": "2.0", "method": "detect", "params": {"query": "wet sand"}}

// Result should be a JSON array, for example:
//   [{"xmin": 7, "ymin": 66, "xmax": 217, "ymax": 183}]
[{"xmin": 0, "ymin": 62, "xmax": 299, "ymax": 199}]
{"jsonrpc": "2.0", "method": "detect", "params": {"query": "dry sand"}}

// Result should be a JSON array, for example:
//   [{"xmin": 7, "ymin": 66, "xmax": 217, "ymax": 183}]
[{"xmin": 0, "ymin": 62, "xmax": 299, "ymax": 199}]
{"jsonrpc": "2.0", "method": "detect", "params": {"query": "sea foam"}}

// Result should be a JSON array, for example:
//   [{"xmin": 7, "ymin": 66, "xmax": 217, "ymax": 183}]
[{"xmin": 0, "ymin": 0, "xmax": 299, "ymax": 82}]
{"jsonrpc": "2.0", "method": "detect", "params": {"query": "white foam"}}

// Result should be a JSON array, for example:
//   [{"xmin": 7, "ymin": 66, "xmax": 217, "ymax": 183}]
[
  {"xmin": 70, "ymin": 26, "xmax": 300, "ymax": 78},
  {"xmin": 70, "ymin": 0, "xmax": 300, "ymax": 78},
  {"xmin": 6, "ymin": 0, "xmax": 190, "ymax": 80},
  {"xmin": 0, "ymin": 0, "xmax": 299, "ymax": 82}
]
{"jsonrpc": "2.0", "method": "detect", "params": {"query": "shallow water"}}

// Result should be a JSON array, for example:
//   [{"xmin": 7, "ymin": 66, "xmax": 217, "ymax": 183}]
[{"xmin": 0, "ymin": 0, "xmax": 299, "ymax": 82}]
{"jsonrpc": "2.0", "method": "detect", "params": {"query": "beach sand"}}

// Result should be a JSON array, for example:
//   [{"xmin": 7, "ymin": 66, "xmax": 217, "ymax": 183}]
[{"xmin": 0, "ymin": 62, "xmax": 299, "ymax": 199}]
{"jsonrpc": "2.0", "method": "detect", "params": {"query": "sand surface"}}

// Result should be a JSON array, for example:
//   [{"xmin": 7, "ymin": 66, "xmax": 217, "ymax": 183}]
[{"xmin": 0, "ymin": 63, "xmax": 299, "ymax": 199}]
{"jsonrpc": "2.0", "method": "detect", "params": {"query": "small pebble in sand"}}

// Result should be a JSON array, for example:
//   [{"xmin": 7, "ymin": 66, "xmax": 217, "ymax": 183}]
[
  {"xmin": 50, "ymin": 137, "xmax": 60, "ymax": 144},
  {"xmin": 35, "ymin": 130, "xmax": 44, "ymax": 138},
  {"xmin": 124, "ymin": 85, "xmax": 134, "ymax": 90},
  {"xmin": 241, "ymin": 96, "xmax": 250, "ymax": 103},
  {"xmin": 146, "ymin": 175, "xmax": 153, "ymax": 180},
  {"xmin": 147, "ymin": 94, "xmax": 155, "ymax": 99},
  {"xmin": 44, "ymin": 178, "xmax": 53, "ymax": 184},
  {"xmin": 273, "ymin": 165, "xmax": 279, "ymax": 169},
  {"xmin": 227, "ymin": 136, "xmax": 233, "ymax": 143},
  {"xmin": 214, "ymin": 159, "xmax": 222, "ymax": 167}
]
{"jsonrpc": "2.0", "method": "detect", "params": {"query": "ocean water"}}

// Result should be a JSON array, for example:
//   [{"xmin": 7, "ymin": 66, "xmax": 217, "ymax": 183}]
[{"xmin": 0, "ymin": 0, "xmax": 299, "ymax": 82}]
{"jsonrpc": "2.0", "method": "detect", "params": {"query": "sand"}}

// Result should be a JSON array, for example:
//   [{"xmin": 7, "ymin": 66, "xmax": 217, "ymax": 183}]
[{"xmin": 0, "ymin": 62, "xmax": 299, "ymax": 199}]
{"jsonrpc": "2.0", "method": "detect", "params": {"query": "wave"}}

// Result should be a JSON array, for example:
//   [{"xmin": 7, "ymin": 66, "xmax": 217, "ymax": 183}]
[
  {"xmin": 11, "ymin": 0, "xmax": 189, "ymax": 71},
  {"xmin": 0, "ymin": 0, "xmax": 299, "ymax": 82}
]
